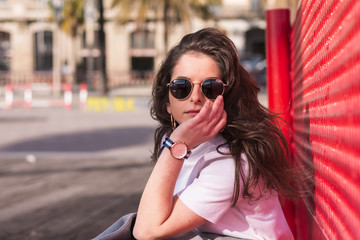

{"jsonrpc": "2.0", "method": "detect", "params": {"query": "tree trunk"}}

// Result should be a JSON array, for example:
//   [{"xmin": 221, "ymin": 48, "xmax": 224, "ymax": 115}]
[
  {"xmin": 98, "ymin": 0, "xmax": 108, "ymax": 95},
  {"xmin": 163, "ymin": 0, "xmax": 169, "ymax": 53}
]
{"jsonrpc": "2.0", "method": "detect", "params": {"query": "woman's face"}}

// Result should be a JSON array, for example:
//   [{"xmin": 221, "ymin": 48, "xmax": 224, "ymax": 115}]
[{"xmin": 166, "ymin": 52, "xmax": 221, "ymax": 125}]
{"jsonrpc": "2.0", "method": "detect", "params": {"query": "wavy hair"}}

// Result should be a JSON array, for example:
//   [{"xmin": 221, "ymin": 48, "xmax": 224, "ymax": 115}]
[{"xmin": 150, "ymin": 28, "xmax": 303, "ymax": 205}]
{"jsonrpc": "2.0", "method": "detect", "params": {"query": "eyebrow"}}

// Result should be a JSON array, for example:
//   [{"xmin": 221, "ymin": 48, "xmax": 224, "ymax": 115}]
[
  {"xmin": 173, "ymin": 76, "xmax": 190, "ymax": 80},
  {"xmin": 173, "ymin": 76, "xmax": 221, "ymax": 81}
]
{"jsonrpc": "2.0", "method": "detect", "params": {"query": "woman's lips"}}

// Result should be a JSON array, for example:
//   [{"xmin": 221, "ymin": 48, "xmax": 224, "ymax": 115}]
[{"xmin": 185, "ymin": 110, "xmax": 200, "ymax": 117}]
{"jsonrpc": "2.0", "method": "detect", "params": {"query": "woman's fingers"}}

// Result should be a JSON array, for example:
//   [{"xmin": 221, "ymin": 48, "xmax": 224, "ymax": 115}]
[
  {"xmin": 195, "ymin": 96, "xmax": 223, "ymax": 123},
  {"xmin": 192, "ymin": 96, "xmax": 226, "ymax": 136},
  {"xmin": 216, "ymin": 110, "xmax": 227, "ymax": 132},
  {"xmin": 209, "ymin": 96, "xmax": 224, "ymax": 122},
  {"xmin": 202, "ymin": 96, "xmax": 224, "ymax": 127},
  {"xmin": 171, "ymin": 96, "xmax": 226, "ymax": 148},
  {"xmin": 194, "ymin": 100, "xmax": 212, "ymax": 122}
]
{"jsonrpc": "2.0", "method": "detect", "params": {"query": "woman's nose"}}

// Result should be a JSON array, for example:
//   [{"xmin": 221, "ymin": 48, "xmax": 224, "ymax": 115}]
[{"xmin": 190, "ymin": 84, "xmax": 204, "ymax": 103}]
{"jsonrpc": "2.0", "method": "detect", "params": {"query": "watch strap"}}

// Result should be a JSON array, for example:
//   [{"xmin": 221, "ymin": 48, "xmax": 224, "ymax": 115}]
[
  {"xmin": 163, "ymin": 138, "xmax": 191, "ymax": 159},
  {"xmin": 164, "ymin": 137, "xmax": 174, "ymax": 149}
]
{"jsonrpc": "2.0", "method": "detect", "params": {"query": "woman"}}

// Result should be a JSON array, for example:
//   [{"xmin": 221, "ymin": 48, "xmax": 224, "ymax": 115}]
[
  {"xmin": 132, "ymin": 28, "xmax": 303, "ymax": 240},
  {"xmin": 94, "ymin": 28, "xmax": 303, "ymax": 240}
]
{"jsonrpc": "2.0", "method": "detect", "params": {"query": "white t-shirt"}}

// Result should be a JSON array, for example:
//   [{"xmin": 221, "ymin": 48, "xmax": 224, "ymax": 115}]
[{"xmin": 173, "ymin": 134, "xmax": 294, "ymax": 240}]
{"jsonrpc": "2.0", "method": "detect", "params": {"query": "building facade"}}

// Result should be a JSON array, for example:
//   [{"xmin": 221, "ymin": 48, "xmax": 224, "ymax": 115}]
[{"xmin": 0, "ymin": 0, "xmax": 266, "ymax": 89}]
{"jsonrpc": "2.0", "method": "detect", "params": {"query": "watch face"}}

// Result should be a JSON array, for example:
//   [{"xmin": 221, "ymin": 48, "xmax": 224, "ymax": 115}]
[{"xmin": 171, "ymin": 142, "xmax": 187, "ymax": 159}]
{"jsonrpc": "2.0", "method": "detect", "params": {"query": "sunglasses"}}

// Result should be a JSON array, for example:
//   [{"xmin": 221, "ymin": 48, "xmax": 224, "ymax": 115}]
[{"xmin": 167, "ymin": 78, "xmax": 227, "ymax": 100}]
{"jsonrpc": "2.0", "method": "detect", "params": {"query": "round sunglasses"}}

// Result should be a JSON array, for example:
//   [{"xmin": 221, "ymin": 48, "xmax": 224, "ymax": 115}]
[{"xmin": 167, "ymin": 78, "xmax": 227, "ymax": 100}]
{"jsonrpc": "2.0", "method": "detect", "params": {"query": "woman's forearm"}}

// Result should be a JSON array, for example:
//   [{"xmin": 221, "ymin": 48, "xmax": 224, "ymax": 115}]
[{"xmin": 133, "ymin": 148, "xmax": 184, "ymax": 239}]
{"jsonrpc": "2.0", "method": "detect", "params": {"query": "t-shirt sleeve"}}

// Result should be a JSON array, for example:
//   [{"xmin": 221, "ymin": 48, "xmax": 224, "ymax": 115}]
[{"xmin": 177, "ymin": 155, "xmax": 237, "ymax": 223}]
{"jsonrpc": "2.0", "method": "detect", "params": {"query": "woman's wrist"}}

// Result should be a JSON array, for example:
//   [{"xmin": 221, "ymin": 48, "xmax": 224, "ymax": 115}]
[{"xmin": 163, "ymin": 137, "xmax": 192, "ymax": 160}]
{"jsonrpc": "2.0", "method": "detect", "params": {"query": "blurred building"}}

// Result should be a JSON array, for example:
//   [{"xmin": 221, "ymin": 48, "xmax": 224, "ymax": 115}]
[{"xmin": 0, "ymin": 0, "xmax": 267, "ymax": 88}]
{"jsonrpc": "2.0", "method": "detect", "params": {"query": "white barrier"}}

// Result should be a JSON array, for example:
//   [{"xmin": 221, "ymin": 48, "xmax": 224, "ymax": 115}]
[
  {"xmin": 79, "ymin": 83, "xmax": 88, "ymax": 110},
  {"xmin": 63, "ymin": 84, "xmax": 73, "ymax": 110},
  {"xmin": 24, "ymin": 84, "xmax": 32, "ymax": 109},
  {"xmin": 5, "ymin": 84, "xmax": 14, "ymax": 109},
  {"xmin": 1, "ymin": 83, "xmax": 87, "ymax": 110}
]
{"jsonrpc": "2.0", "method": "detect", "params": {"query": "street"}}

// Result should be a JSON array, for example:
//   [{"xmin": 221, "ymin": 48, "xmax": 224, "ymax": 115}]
[
  {"xmin": 0, "ymin": 96, "xmax": 156, "ymax": 240},
  {"xmin": 0, "ymin": 91, "xmax": 268, "ymax": 240}
]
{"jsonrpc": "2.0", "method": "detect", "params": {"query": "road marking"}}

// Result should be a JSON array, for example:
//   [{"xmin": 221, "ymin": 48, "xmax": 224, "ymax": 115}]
[{"xmin": 86, "ymin": 97, "xmax": 135, "ymax": 112}]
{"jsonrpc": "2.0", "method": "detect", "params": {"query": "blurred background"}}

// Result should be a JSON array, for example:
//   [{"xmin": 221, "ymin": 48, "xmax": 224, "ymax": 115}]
[
  {"xmin": 0, "ymin": 0, "xmax": 299, "ymax": 97},
  {"xmin": 0, "ymin": 0, "xmax": 299, "ymax": 239}
]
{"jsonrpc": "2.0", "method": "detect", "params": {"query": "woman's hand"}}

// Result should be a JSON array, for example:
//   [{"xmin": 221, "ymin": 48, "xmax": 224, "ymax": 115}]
[{"xmin": 170, "ymin": 95, "xmax": 227, "ymax": 149}]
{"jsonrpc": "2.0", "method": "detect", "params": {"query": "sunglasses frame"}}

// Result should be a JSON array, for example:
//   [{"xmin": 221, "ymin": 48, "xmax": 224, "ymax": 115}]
[{"xmin": 167, "ymin": 77, "xmax": 227, "ymax": 100}]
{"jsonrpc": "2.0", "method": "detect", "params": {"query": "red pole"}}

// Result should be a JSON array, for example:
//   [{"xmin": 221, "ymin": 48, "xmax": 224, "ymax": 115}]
[
  {"xmin": 266, "ymin": 9, "xmax": 291, "ymax": 127},
  {"xmin": 265, "ymin": 8, "xmax": 296, "ymax": 237}
]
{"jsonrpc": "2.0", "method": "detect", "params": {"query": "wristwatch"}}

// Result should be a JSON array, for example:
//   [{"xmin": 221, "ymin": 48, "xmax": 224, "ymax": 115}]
[{"xmin": 163, "ymin": 138, "xmax": 192, "ymax": 160}]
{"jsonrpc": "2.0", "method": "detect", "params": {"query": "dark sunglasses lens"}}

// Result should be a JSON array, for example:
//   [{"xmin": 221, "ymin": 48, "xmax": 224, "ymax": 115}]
[
  {"xmin": 202, "ymin": 79, "xmax": 224, "ymax": 99},
  {"xmin": 169, "ymin": 79, "xmax": 192, "ymax": 99}
]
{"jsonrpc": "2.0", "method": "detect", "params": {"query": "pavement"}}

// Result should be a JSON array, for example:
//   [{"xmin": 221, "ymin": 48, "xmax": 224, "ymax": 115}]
[
  {"xmin": 108, "ymin": 85, "xmax": 152, "ymax": 97},
  {"xmin": 0, "ymin": 152, "xmax": 153, "ymax": 240},
  {"xmin": 0, "ymin": 85, "xmax": 268, "ymax": 240},
  {"xmin": 0, "ymin": 92, "xmax": 157, "ymax": 239}
]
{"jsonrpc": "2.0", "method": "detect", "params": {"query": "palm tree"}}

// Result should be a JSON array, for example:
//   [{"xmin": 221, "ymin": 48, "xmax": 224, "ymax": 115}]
[
  {"xmin": 111, "ymin": 0, "xmax": 222, "ymax": 53},
  {"xmin": 49, "ymin": 0, "xmax": 109, "ymax": 95},
  {"xmin": 48, "ymin": 0, "xmax": 84, "ymax": 86},
  {"xmin": 98, "ymin": 0, "xmax": 108, "ymax": 94},
  {"xmin": 61, "ymin": 0, "xmax": 85, "ymax": 37}
]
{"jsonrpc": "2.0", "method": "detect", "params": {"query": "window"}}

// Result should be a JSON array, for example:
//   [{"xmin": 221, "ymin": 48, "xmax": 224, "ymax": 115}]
[
  {"xmin": 34, "ymin": 31, "xmax": 53, "ymax": 71},
  {"xmin": 130, "ymin": 30, "xmax": 155, "ymax": 75},
  {"xmin": 81, "ymin": 31, "xmax": 100, "ymax": 71},
  {"xmin": 251, "ymin": 0, "xmax": 264, "ymax": 16},
  {"xmin": 131, "ymin": 57, "xmax": 154, "ymax": 71},
  {"xmin": 130, "ymin": 30, "xmax": 154, "ymax": 49},
  {"xmin": 0, "ymin": 31, "xmax": 10, "ymax": 71}
]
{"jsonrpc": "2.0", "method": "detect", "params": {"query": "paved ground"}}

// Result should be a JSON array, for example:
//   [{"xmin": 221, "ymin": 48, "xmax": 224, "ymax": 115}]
[
  {"xmin": 0, "ymin": 88, "xmax": 268, "ymax": 240},
  {"xmin": 0, "ymin": 96, "xmax": 157, "ymax": 240},
  {"xmin": 0, "ymin": 154, "xmax": 152, "ymax": 240}
]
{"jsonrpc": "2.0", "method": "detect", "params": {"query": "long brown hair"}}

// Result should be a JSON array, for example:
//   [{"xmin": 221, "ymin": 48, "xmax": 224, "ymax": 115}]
[{"xmin": 150, "ymin": 28, "xmax": 303, "ymax": 205}]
